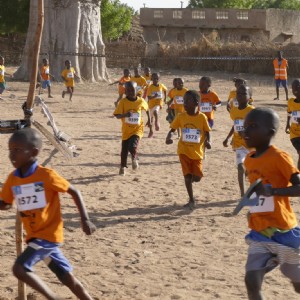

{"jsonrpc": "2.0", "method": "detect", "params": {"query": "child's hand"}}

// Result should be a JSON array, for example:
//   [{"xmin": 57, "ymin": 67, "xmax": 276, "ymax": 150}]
[
  {"xmin": 213, "ymin": 105, "xmax": 217, "ymax": 111},
  {"xmin": 285, "ymin": 125, "xmax": 290, "ymax": 134},
  {"xmin": 206, "ymin": 140, "xmax": 212, "ymax": 149},
  {"xmin": 81, "ymin": 220, "xmax": 96, "ymax": 235},
  {"xmin": 223, "ymin": 139, "xmax": 228, "ymax": 147},
  {"xmin": 146, "ymin": 119, "xmax": 152, "ymax": 128},
  {"xmin": 125, "ymin": 111, "xmax": 131, "ymax": 117}
]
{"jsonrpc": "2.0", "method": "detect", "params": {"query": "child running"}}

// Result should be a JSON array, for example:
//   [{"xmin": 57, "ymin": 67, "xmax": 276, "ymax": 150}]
[
  {"xmin": 199, "ymin": 76, "xmax": 221, "ymax": 128},
  {"xmin": 0, "ymin": 128, "xmax": 96, "ymax": 300},
  {"xmin": 61, "ymin": 60, "xmax": 80, "ymax": 102},
  {"xmin": 131, "ymin": 67, "xmax": 147, "ymax": 97},
  {"xmin": 286, "ymin": 79, "xmax": 300, "ymax": 169},
  {"xmin": 146, "ymin": 72, "xmax": 167, "ymax": 137},
  {"xmin": 166, "ymin": 90, "xmax": 211, "ymax": 209},
  {"xmin": 114, "ymin": 81, "xmax": 152, "ymax": 175},
  {"xmin": 242, "ymin": 107, "xmax": 300, "ymax": 299},
  {"xmin": 166, "ymin": 78, "xmax": 178, "ymax": 124},
  {"xmin": 39, "ymin": 58, "xmax": 55, "ymax": 98},
  {"xmin": 0, "ymin": 56, "xmax": 12, "ymax": 100},
  {"xmin": 109, "ymin": 68, "xmax": 131, "ymax": 107},
  {"xmin": 143, "ymin": 66, "xmax": 152, "ymax": 99},
  {"xmin": 223, "ymin": 84, "xmax": 254, "ymax": 196}
]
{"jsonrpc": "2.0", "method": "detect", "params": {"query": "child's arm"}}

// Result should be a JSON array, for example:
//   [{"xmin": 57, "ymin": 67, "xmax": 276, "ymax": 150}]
[
  {"xmin": 67, "ymin": 185, "xmax": 96, "ymax": 235},
  {"xmin": 74, "ymin": 72, "xmax": 81, "ymax": 80},
  {"xmin": 285, "ymin": 114, "xmax": 291, "ymax": 134},
  {"xmin": 166, "ymin": 129, "xmax": 176, "ymax": 144},
  {"xmin": 163, "ymin": 90, "xmax": 167, "ymax": 103},
  {"xmin": 223, "ymin": 126, "xmax": 234, "ymax": 147},
  {"xmin": 145, "ymin": 110, "xmax": 152, "ymax": 131},
  {"xmin": 0, "ymin": 200, "xmax": 12, "ymax": 210},
  {"xmin": 109, "ymin": 80, "xmax": 121, "ymax": 86},
  {"xmin": 205, "ymin": 131, "xmax": 211, "ymax": 149},
  {"xmin": 114, "ymin": 111, "xmax": 131, "ymax": 119},
  {"xmin": 213, "ymin": 101, "xmax": 222, "ymax": 111}
]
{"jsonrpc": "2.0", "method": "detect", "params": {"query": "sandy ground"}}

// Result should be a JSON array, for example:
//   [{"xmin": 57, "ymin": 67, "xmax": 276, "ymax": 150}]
[{"xmin": 0, "ymin": 67, "xmax": 299, "ymax": 300}]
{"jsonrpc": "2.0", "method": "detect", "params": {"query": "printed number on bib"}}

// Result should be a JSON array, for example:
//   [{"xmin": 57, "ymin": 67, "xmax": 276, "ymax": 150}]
[
  {"xmin": 125, "ymin": 113, "xmax": 141, "ymax": 125},
  {"xmin": 234, "ymin": 119, "xmax": 244, "ymax": 132},
  {"xmin": 67, "ymin": 72, "xmax": 74, "ymax": 78},
  {"xmin": 152, "ymin": 92, "xmax": 162, "ymax": 99},
  {"xmin": 249, "ymin": 194, "xmax": 274, "ymax": 213},
  {"xmin": 182, "ymin": 128, "xmax": 201, "ymax": 143},
  {"xmin": 13, "ymin": 182, "xmax": 46, "ymax": 211},
  {"xmin": 232, "ymin": 99, "xmax": 238, "ymax": 107},
  {"xmin": 175, "ymin": 96, "xmax": 184, "ymax": 105},
  {"xmin": 291, "ymin": 111, "xmax": 300, "ymax": 124},
  {"xmin": 200, "ymin": 102, "xmax": 212, "ymax": 112}
]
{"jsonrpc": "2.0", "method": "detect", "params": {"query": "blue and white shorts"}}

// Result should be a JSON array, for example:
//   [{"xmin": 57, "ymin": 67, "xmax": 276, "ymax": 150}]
[{"xmin": 42, "ymin": 80, "xmax": 51, "ymax": 89}]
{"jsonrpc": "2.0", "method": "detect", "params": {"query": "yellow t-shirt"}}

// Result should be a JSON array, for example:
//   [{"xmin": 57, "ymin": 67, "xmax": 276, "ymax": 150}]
[
  {"xmin": 147, "ymin": 83, "xmax": 167, "ymax": 109},
  {"xmin": 41, "ymin": 65, "xmax": 50, "ymax": 81},
  {"xmin": 143, "ymin": 74, "xmax": 152, "ymax": 86},
  {"xmin": 61, "ymin": 67, "xmax": 76, "ymax": 87},
  {"xmin": 170, "ymin": 111, "xmax": 211, "ymax": 160},
  {"xmin": 230, "ymin": 105, "xmax": 255, "ymax": 149},
  {"xmin": 114, "ymin": 97, "xmax": 149, "ymax": 140},
  {"xmin": 0, "ymin": 64, "xmax": 5, "ymax": 83},
  {"xmin": 131, "ymin": 76, "xmax": 147, "ymax": 93},
  {"xmin": 173, "ymin": 88, "xmax": 188, "ymax": 113},
  {"xmin": 228, "ymin": 89, "xmax": 236, "ymax": 101},
  {"xmin": 1, "ymin": 166, "xmax": 70, "ymax": 243},
  {"xmin": 287, "ymin": 98, "xmax": 300, "ymax": 139}
]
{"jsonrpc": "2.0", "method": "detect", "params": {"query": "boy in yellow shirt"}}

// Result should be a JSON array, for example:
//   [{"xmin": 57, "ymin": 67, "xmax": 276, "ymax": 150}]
[
  {"xmin": 0, "ymin": 56, "xmax": 12, "ymax": 100},
  {"xmin": 146, "ymin": 72, "xmax": 167, "ymax": 137},
  {"xmin": 114, "ymin": 81, "xmax": 152, "ymax": 175},
  {"xmin": 166, "ymin": 90, "xmax": 211, "ymax": 209},
  {"xmin": 131, "ymin": 67, "xmax": 147, "ymax": 97},
  {"xmin": 223, "ymin": 84, "xmax": 254, "ymax": 196},
  {"xmin": 61, "ymin": 60, "xmax": 80, "ymax": 102},
  {"xmin": 166, "ymin": 77, "xmax": 178, "ymax": 124}
]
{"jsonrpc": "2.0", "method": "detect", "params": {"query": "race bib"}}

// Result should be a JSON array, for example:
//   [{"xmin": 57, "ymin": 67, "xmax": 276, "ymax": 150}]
[
  {"xmin": 146, "ymin": 80, "xmax": 151, "ymax": 84},
  {"xmin": 152, "ymin": 91, "xmax": 162, "ymax": 99},
  {"xmin": 234, "ymin": 119, "xmax": 244, "ymax": 132},
  {"xmin": 175, "ymin": 96, "xmax": 184, "ymax": 105},
  {"xmin": 249, "ymin": 195, "xmax": 274, "ymax": 213},
  {"xmin": 291, "ymin": 111, "xmax": 300, "ymax": 124},
  {"xmin": 45, "ymin": 68, "xmax": 49, "ymax": 75},
  {"xmin": 182, "ymin": 128, "xmax": 201, "ymax": 143},
  {"xmin": 13, "ymin": 182, "xmax": 47, "ymax": 212},
  {"xmin": 232, "ymin": 98, "xmax": 238, "ymax": 107},
  {"xmin": 125, "ymin": 112, "xmax": 141, "ymax": 125},
  {"xmin": 0, "ymin": 69, "xmax": 4, "ymax": 76},
  {"xmin": 200, "ymin": 102, "xmax": 212, "ymax": 112},
  {"xmin": 67, "ymin": 72, "xmax": 74, "ymax": 78},
  {"xmin": 136, "ymin": 85, "xmax": 142, "ymax": 92}
]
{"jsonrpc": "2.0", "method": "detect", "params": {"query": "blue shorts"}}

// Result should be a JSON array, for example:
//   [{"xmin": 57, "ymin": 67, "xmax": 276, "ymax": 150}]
[
  {"xmin": 208, "ymin": 119, "xmax": 214, "ymax": 128},
  {"xmin": 275, "ymin": 79, "xmax": 288, "ymax": 88},
  {"xmin": 42, "ymin": 80, "xmax": 51, "ymax": 89},
  {"xmin": 0, "ymin": 82, "xmax": 6, "ymax": 94},
  {"xmin": 16, "ymin": 238, "xmax": 73, "ymax": 276}
]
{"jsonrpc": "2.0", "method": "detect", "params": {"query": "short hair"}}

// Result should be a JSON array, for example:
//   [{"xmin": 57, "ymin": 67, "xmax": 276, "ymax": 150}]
[
  {"xmin": 9, "ymin": 128, "xmax": 42, "ymax": 150},
  {"xmin": 65, "ymin": 60, "xmax": 71, "ymax": 64},
  {"xmin": 200, "ymin": 76, "xmax": 211, "ymax": 85},
  {"xmin": 233, "ymin": 77, "xmax": 246, "ymax": 84},
  {"xmin": 151, "ymin": 72, "xmax": 159, "ymax": 78},
  {"xmin": 185, "ymin": 90, "xmax": 200, "ymax": 105},
  {"xmin": 125, "ymin": 81, "xmax": 137, "ymax": 89},
  {"xmin": 237, "ymin": 84, "xmax": 252, "ymax": 98},
  {"xmin": 292, "ymin": 79, "xmax": 300, "ymax": 87},
  {"xmin": 247, "ymin": 107, "xmax": 279, "ymax": 133}
]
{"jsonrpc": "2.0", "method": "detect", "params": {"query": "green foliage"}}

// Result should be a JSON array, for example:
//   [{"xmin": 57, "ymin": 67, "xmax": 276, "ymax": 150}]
[
  {"xmin": 101, "ymin": 0, "xmax": 135, "ymax": 41},
  {"xmin": 187, "ymin": 0, "xmax": 300, "ymax": 9},
  {"xmin": 0, "ymin": 0, "xmax": 30, "ymax": 33}
]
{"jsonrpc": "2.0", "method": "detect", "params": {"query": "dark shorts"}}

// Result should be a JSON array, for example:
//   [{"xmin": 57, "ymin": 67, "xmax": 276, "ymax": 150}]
[
  {"xmin": 291, "ymin": 137, "xmax": 300, "ymax": 151},
  {"xmin": 0, "ymin": 82, "xmax": 6, "ymax": 94},
  {"xmin": 208, "ymin": 119, "xmax": 214, "ymax": 128},
  {"xmin": 275, "ymin": 79, "xmax": 288, "ymax": 88}
]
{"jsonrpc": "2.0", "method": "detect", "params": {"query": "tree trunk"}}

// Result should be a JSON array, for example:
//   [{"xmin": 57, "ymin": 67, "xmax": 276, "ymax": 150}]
[{"xmin": 14, "ymin": 0, "xmax": 108, "ymax": 82}]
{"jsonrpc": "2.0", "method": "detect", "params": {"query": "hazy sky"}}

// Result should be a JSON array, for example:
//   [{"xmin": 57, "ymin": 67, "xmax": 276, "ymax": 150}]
[{"xmin": 120, "ymin": 0, "xmax": 189, "ymax": 12}]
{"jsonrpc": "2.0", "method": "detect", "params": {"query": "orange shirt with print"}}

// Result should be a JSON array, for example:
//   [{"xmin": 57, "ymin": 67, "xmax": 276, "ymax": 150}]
[
  {"xmin": 199, "ymin": 90, "xmax": 221, "ymax": 120},
  {"xmin": 244, "ymin": 146, "xmax": 298, "ymax": 232},
  {"xmin": 1, "ymin": 166, "xmax": 70, "ymax": 243},
  {"xmin": 40, "ymin": 65, "xmax": 50, "ymax": 81}
]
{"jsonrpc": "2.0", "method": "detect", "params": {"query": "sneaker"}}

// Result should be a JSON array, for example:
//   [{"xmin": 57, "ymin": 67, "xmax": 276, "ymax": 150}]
[
  {"xmin": 132, "ymin": 158, "xmax": 139, "ymax": 170},
  {"xmin": 119, "ymin": 167, "xmax": 125, "ymax": 176}
]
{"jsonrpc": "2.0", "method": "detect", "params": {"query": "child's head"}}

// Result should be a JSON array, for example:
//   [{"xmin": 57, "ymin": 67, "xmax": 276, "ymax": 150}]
[
  {"xmin": 0, "ymin": 56, "xmax": 4, "ymax": 65},
  {"xmin": 199, "ymin": 76, "xmax": 211, "ymax": 93},
  {"xmin": 176, "ymin": 78, "xmax": 184, "ymax": 90},
  {"xmin": 123, "ymin": 68, "xmax": 130, "ymax": 77},
  {"xmin": 184, "ymin": 90, "xmax": 200, "ymax": 115},
  {"xmin": 244, "ymin": 108, "xmax": 279, "ymax": 149},
  {"xmin": 236, "ymin": 84, "xmax": 251, "ymax": 107},
  {"xmin": 292, "ymin": 79, "xmax": 300, "ymax": 99},
  {"xmin": 65, "ymin": 60, "xmax": 71, "ymax": 68},
  {"xmin": 8, "ymin": 128, "xmax": 42, "ymax": 169},
  {"xmin": 42, "ymin": 58, "xmax": 49, "ymax": 66},
  {"xmin": 133, "ymin": 67, "xmax": 140, "ymax": 77},
  {"xmin": 233, "ymin": 77, "xmax": 246, "ymax": 89},
  {"xmin": 151, "ymin": 73, "xmax": 159, "ymax": 85},
  {"xmin": 172, "ymin": 78, "xmax": 178, "ymax": 88},
  {"xmin": 144, "ymin": 67, "xmax": 151, "ymax": 76},
  {"xmin": 125, "ymin": 81, "xmax": 137, "ymax": 98},
  {"xmin": 277, "ymin": 50, "xmax": 283, "ymax": 60}
]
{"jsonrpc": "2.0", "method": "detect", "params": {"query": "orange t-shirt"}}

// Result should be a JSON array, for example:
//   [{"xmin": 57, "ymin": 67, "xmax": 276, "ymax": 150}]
[
  {"xmin": 40, "ymin": 65, "xmax": 50, "ymax": 81},
  {"xmin": 1, "ymin": 165, "xmax": 70, "ymax": 243},
  {"xmin": 244, "ymin": 145, "xmax": 298, "ymax": 232},
  {"xmin": 199, "ymin": 90, "xmax": 221, "ymax": 120}
]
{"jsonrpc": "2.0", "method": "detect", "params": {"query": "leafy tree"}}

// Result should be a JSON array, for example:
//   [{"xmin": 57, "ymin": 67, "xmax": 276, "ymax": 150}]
[{"xmin": 101, "ymin": 0, "xmax": 135, "ymax": 41}]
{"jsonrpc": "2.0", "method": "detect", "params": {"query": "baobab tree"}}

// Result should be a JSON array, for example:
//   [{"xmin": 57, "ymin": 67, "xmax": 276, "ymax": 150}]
[{"xmin": 14, "ymin": 0, "xmax": 108, "ymax": 82}]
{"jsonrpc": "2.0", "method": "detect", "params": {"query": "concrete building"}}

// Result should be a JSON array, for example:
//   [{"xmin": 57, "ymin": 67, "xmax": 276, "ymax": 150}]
[{"xmin": 140, "ymin": 8, "xmax": 299, "ymax": 44}]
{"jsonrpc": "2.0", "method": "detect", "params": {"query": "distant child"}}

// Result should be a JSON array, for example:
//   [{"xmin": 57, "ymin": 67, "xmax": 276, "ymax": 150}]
[
  {"xmin": 199, "ymin": 76, "xmax": 221, "ymax": 128},
  {"xmin": 61, "ymin": 60, "xmax": 80, "ymax": 102},
  {"xmin": 286, "ymin": 79, "xmax": 300, "ymax": 169},
  {"xmin": 39, "ymin": 58, "xmax": 55, "ymax": 98},
  {"xmin": 143, "ymin": 66, "xmax": 152, "ymax": 99},
  {"xmin": 166, "ymin": 77, "xmax": 178, "ymax": 124},
  {"xmin": 114, "ymin": 81, "xmax": 152, "ymax": 175},
  {"xmin": 146, "ymin": 72, "xmax": 167, "ymax": 137},
  {"xmin": 0, "ymin": 128, "xmax": 96, "ymax": 300},
  {"xmin": 223, "ymin": 84, "xmax": 254, "ymax": 196},
  {"xmin": 242, "ymin": 107, "xmax": 300, "ymax": 299},
  {"xmin": 166, "ymin": 90, "xmax": 211, "ymax": 209},
  {"xmin": 131, "ymin": 67, "xmax": 147, "ymax": 97},
  {"xmin": 0, "ymin": 56, "xmax": 12, "ymax": 100},
  {"xmin": 109, "ymin": 68, "xmax": 131, "ymax": 107}
]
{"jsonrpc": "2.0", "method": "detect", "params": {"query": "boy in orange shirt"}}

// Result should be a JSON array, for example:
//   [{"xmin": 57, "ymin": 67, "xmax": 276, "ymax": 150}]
[
  {"xmin": 241, "ymin": 107, "xmax": 300, "ymax": 299},
  {"xmin": 286, "ymin": 79, "xmax": 300, "ymax": 169},
  {"xmin": 223, "ymin": 84, "xmax": 254, "ymax": 196},
  {"xmin": 166, "ymin": 90, "xmax": 211, "ymax": 209},
  {"xmin": 114, "ymin": 81, "xmax": 152, "ymax": 175},
  {"xmin": 199, "ymin": 76, "xmax": 221, "ymax": 128},
  {"xmin": 61, "ymin": 60, "xmax": 80, "ymax": 102},
  {"xmin": 0, "ymin": 128, "xmax": 96, "ymax": 300},
  {"xmin": 39, "ymin": 58, "xmax": 55, "ymax": 98}
]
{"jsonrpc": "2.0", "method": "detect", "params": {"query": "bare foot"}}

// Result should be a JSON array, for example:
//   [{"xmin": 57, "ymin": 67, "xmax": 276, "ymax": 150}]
[
  {"xmin": 148, "ymin": 131, "xmax": 154, "ymax": 138},
  {"xmin": 155, "ymin": 121, "xmax": 160, "ymax": 131}
]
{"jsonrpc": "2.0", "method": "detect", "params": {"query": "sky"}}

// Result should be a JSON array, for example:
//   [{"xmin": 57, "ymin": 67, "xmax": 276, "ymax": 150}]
[{"xmin": 120, "ymin": 0, "xmax": 190, "ymax": 12}]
